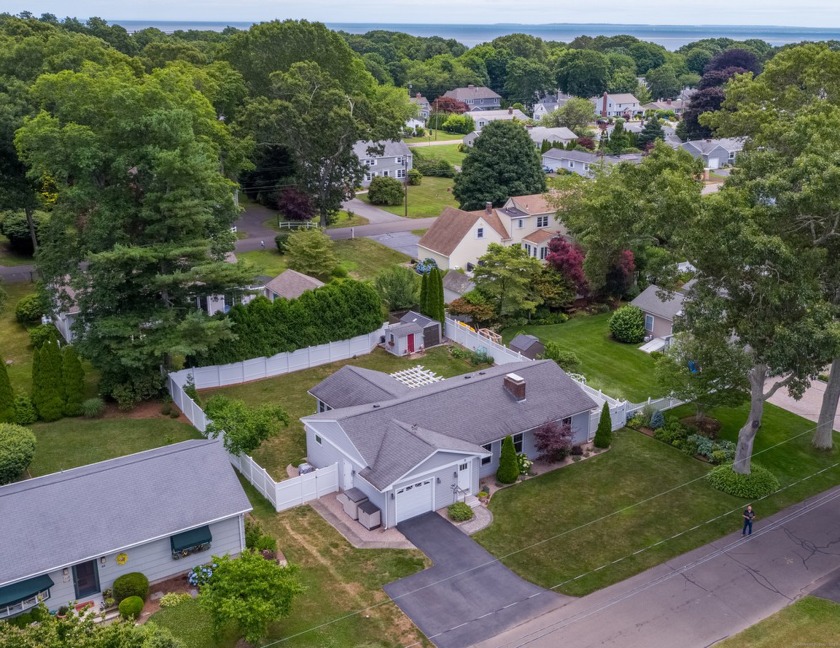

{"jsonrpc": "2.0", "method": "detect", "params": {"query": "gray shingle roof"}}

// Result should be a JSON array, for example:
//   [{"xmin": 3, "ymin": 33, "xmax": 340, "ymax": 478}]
[
  {"xmin": 630, "ymin": 284, "xmax": 686, "ymax": 321},
  {"xmin": 0, "ymin": 440, "xmax": 250, "ymax": 586},
  {"xmin": 442, "ymin": 271, "xmax": 474, "ymax": 297},
  {"xmin": 444, "ymin": 86, "xmax": 502, "ymax": 102},
  {"xmin": 681, "ymin": 138, "xmax": 745, "ymax": 155},
  {"xmin": 353, "ymin": 140, "xmax": 412, "ymax": 160},
  {"xmin": 399, "ymin": 311, "xmax": 437, "ymax": 329},
  {"xmin": 304, "ymin": 361, "xmax": 597, "ymax": 489},
  {"xmin": 308, "ymin": 365, "xmax": 411, "ymax": 409},
  {"xmin": 510, "ymin": 334, "xmax": 543, "ymax": 352},
  {"xmin": 527, "ymin": 126, "xmax": 577, "ymax": 144}
]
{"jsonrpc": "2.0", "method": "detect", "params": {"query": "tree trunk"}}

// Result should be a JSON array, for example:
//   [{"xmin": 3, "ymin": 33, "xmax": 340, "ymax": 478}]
[
  {"xmin": 24, "ymin": 206, "xmax": 37, "ymax": 253},
  {"xmin": 733, "ymin": 364, "xmax": 768, "ymax": 474},
  {"xmin": 813, "ymin": 357, "xmax": 840, "ymax": 450}
]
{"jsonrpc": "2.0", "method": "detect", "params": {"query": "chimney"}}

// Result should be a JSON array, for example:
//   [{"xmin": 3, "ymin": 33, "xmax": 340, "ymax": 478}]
[
  {"xmin": 508, "ymin": 106, "xmax": 513, "ymax": 114},
  {"xmin": 504, "ymin": 373, "xmax": 526, "ymax": 402},
  {"xmin": 602, "ymin": 92, "xmax": 608, "ymax": 117},
  {"xmin": 485, "ymin": 201, "xmax": 493, "ymax": 214},
  {"xmin": 416, "ymin": 92, "xmax": 422, "ymax": 98}
]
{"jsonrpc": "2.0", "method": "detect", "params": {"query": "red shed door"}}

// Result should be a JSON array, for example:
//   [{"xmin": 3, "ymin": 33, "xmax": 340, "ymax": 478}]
[{"xmin": 407, "ymin": 334, "xmax": 415, "ymax": 353}]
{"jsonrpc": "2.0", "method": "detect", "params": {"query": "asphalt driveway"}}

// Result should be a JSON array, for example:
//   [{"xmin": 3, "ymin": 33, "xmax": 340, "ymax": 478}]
[{"xmin": 384, "ymin": 513, "xmax": 568, "ymax": 648}]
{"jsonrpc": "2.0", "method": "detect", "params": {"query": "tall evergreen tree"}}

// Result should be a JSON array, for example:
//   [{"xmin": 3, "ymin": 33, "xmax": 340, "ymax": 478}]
[
  {"xmin": 62, "ymin": 345, "xmax": 85, "ymax": 417},
  {"xmin": 594, "ymin": 402, "xmax": 612, "ymax": 449},
  {"xmin": 425, "ymin": 267, "xmax": 445, "ymax": 322},
  {"xmin": 0, "ymin": 357, "xmax": 13, "ymax": 423},
  {"xmin": 419, "ymin": 272, "xmax": 429, "ymax": 316},
  {"xmin": 496, "ymin": 435, "xmax": 519, "ymax": 484},
  {"xmin": 32, "ymin": 340, "xmax": 64, "ymax": 421}
]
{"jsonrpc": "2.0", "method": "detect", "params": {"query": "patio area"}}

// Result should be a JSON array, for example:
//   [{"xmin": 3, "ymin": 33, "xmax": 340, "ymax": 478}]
[{"xmin": 310, "ymin": 492, "xmax": 415, "ymax": 549}]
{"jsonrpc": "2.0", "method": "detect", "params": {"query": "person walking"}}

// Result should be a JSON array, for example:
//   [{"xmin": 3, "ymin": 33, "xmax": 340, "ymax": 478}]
[{"xmin": 742, "ymin": 505, "xmax": 756, "ymax": 536}]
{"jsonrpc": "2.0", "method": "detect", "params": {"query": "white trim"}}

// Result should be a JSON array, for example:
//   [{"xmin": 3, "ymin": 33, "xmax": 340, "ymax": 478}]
[
  {"xmin": 0, "ymin": 513, "xmax": 248, "ymax": 589},
  {"xmin": 384, "ymin": 448, "xmax": 489, "ymax": 491}
]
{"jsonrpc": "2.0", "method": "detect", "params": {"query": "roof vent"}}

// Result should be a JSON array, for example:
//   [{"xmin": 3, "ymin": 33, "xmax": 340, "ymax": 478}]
[
  {"xmin": 504, "ymin": 373, "xmax": 526, "ymax": 402},
  {"xmin": 464, "ymin": 375, "xmax": 472, "ymax": 379},
  {"xmin": 373, "ymin": 404, "xmax": 380, "ymax": 408},
  {"xmin": 478, "ymin": 371, "xmax": 486, "ymax": 375}
]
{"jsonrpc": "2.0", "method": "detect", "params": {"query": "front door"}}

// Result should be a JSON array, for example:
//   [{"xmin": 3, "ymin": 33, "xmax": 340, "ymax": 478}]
[
  {"xmin": 342, "ymin": 459, "xmax": 354, "ymax": 490},
  {"xmin": 407, "ymin": 334, "xmax": 415, "ymax": 354},
  {"xmin": 457, "ymin": 461, "xmax": 471, "ymax": 491},
  {"xmin": 72, "ymin": 560, "xmax": 100, "ymax": 600}
]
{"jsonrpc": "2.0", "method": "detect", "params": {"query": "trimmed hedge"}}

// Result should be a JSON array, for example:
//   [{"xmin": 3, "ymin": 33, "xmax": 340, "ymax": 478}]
[
  {"xmin": 448, "ymin": 502, "xmax": 475, "ymax": 522},
  {"xmin": 367, "ymin": 176, "xmax": 404, "ymax": 206},
  {"xmin": 609, "ymin": 305, "xmax": 646, "ymax": 343},
  {"xmin": 113, "ymin": 572, "xmax": 149, "ymax": 603},
  {"xmin": 708, "ymin": 463, "xmax": 780, "ymax": 498},
  {"xmin": 497, "ymin": 435, "xmax": 519, "ymax": 484},
  {"xmin": 197, "ymin": 280, "xmax": 383, "ymax": 365},
  {"xmin": 118, "ymin": 595, "xmax": 144, "ymax": 620},
  {"xmin": 14, "ymin": 292, "xmax": 46, "ymax": 324},
  {"xmin": 0, "ymin": 423, "xmax": 37, "ymax": 485}
]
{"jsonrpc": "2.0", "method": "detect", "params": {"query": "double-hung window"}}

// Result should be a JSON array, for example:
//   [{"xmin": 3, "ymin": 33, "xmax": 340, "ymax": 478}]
[
  {"xmin": 481, "ymin": 443, "xmax": 492, "ymax": 465},
  {"xmin": 476, "ymin": 227, "xmax": 484, "ymax": 239},
  {"xmin": 513, "ymin": 433, "xmax": 523, "ymax": 453}
]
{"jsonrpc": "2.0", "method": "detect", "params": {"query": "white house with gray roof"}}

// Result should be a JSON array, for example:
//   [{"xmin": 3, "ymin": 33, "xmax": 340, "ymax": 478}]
[
  {"xmin": 463, "ymin": 125, "xmax": 576, "ymax": 149},
  {"xmin": 541, "ymin": 149, "xmax": 643, "ymax": 177},
  {"xmin": 532, "ymin": 91, "xmax": 574, "ymax": 120},
  {"xmin": 443, "ymin": 85, "xmax": 501, "ymax": 110},
  {"xmin": 353, "ymin": 140, "xmax": 413, "ymax": 187},
  {"xmin": 303, "ymin": 361, "xmax": 597, "ymax": 526},
  {"xmin": 0, "ymin": 440, "xmax": 250, "ymax": 619}
]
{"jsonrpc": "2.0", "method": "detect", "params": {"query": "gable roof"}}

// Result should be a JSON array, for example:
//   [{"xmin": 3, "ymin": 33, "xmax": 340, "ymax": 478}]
[
  {"xmin": 444, "ymin": 86, "xmax": 501, "ymax": 102},
  {"xmin": 400, "ymin": 311, "xmax": 437, "ymax": 328},
  {"xmin": 527, "ymin": 126, "xmax": 577, "ymax": 144},
  {"xmin": 442, "ymin": 271, "xmax": 473, "ymax": 297},
  {"xmin": 542, "ymin": 149, "xmax": 644, "ymax": 166},
  {"xmin": 309, "ymin": 365, "xmax": 411, "ymax": 409},
  {"xmin": 264, "ymin": 269, "xmax": 324, "ymax": 300},
  {"xmin": 471, "ymin": 108, "xmax": 529, "ymax": 121},
  {"xmin": 595, "ymin": 93, "xmax": 639, "ymax": 104},
  {"xmin": 0, "ymin": 440, "xmax": 250, "ymax": 587},
  {"xmin": 681, "ymin": 138, "xmax": 745, "ymax": 155},
  {"xmin": 418, "ymin": 206, "xmax": 509, "ymax": 255},
  {"xmin": 304, "ymin": 360, "xmax": 597, "ymax": 489},
  {"xmin": 630, "ymin": 284, "xmax": 686, "ymax": 322},
  {"xmin": 353, "ymin": 140, "xmax": 412, "ymax": 160},
  {"xmin": 501, "ymin": 193, "xmax": 557, "ymax": 217},
  {"xmin": 509, "ymin": 334, "xmax": 543, "ymax": 352},
  {"xmin": 522, "ymin": 229, "xmax": 556, "ymax": 245}
]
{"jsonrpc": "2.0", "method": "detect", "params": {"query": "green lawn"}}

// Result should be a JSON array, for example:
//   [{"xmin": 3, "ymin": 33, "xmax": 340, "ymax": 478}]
[
  {"xmin": 475, "ymin": 403, "xmax": 839, "ymax": 596},
  {"xmin": 151, "ymin": 479, "xmax": 430, "ymax": 648},
  {"xmin": 201, "ymin": 346, "xmax": 489, "ymax": 479},
  {"xmin": 0, "ymin": 282, "xmax": 37, "ymax": 392},
  {"xmin": 240, "ymin": 238, "xmax": 410, "ymax": 282},
  {"xmin": 262, "ymin": 210, "xmax": 370, "ymax": 232},
  {"xmin": 503, "ymin": 312, "xmax": 661, "ymax": 402},
  {"xmin": 27, "ymin": 416, "xmax": 202, "ymax": 477},
  {"xmin": 0, "ymin": 235, "xmax": 35, "ymax": 266},
  {"xmin": 412, "ymin": 143, "xmax": 466, "ymax": 167},
  {"xmin": 715, "ymin": 597, "xmax": 840, "ymax": 647},
  {"xmin": 404, "ymin": 129, "xmax": 463, "ymax": 144},
  {"xmin": 360, "ymin": 176, "xmax": 457, "ymax": 218}
]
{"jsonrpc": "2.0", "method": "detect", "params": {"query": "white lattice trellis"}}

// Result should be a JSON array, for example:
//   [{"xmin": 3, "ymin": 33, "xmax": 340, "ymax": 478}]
[{"xmin": 390, "ymin": 365, "xmax": 444, "ymax": 388}]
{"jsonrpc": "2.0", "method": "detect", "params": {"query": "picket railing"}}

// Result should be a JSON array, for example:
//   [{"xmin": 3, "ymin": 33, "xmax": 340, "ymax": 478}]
[{"xmin": 167, "ymin": 326, "xmax": 386, "ymax": 511}]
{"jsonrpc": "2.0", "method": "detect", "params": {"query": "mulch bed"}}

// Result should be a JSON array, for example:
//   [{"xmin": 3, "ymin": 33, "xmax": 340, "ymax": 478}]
[
  {"xmin": 680, "ymin": 415, "xmax": 722, "ymax": 438},
  {"xmin": 138, "ymin": 572, "xmax": 196, "ymax": 623}
]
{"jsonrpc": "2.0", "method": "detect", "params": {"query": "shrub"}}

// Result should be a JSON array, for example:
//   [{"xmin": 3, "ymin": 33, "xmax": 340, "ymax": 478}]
[
  {"xmin": 496, "ymin": 435, "xmax": 519, "ymax": 484},
  {"xmin": 274, "ymin": 231, "xmax": 291, "ymax": 253},
  {"xmin": 15, "ymin": 292, "xmax": 47, "ymax": 324},
  {"xmin": 28, "ymin": 324, "xmax": 57, "ymax": 349},
  {"xmin": 593, "ymin": 402, "xmax": 612, "ymax": 449},
  {"xmin": 159, "ymin": 592, "xmax": 192, "ymax": 608},
  {"xmin": 367, "ymin": 176, "xmax": 405, "ymax": 206},
  {"xmin": 534, "ymin": 419, "xmax": 573, "ymax": 462},
  {"xmin": 187, "ymin": 562, "xmax": 216, "ymax": 588},
  {"xmin": 0, "ymin": 359, "xmax": 12, "ymax": 423},
  {"xmin": 625, "ymin": 413, "xmax": 645, "ymax": 430},
  {"xmin": 609, "ymin": 305, "xmax": 646, "ymax": 343},
  {"xmin": 414, "ymin": 258, "xmax": 438, "ymax": 275},
  {"xmin": 12, "ymin": 395, "xmax": 38, "ymax": 425},
  {"xmin": 688, "ymin": 434, "xmax": 736, "ymax": 464},
  {"xmin": 708, "ymin": 463, "xmax": 780, "ymax": 498},
  {"xmin": 407, "ymin": 168, "xmax": 422, "ymax": 185},
  {"xmin": 543, "ymin": 343, "xmax": 580, "ymax": 372},
  {"xmin": 649, "ymin": 410, "xmax": 665, "ymax": 430},
  {"xmin": 531, "ymin": 312, "xmax": 569, "ymax": 325},
  {"xmin": 0, "ymin": 423, "xmax": 37, "ymax": 485},
  {"xmin": 118, "ymin": 596, "xmax": 144, "ymax": 620},
  {"xmin": 448, "ymin": 502, "xmax": 475, "ymax": 522},
  {"xmin": 570, "ymin": 444, "xmax": 584, "ymax": 456},
  {"xmin": 654, "ymin": 419, "xmax": 689, "ymax": 445},
  {"xmin": 6, "ymin": 603, "xmax": 49, "ymax": 628},
  {"xmin": 414, "ymin": 157, "xmax": 456, "ymax": 178},
  {"xmin": 375, "ymin": 266, "xmax": 419, "ymax": 312},
  {"xmin": 62, "ymin": 345, "xmax": 85, "ymax": 416},
  {"xmin": 254, "ymin": 534, "xmax": 278, "ymax": 553},
  {"xmin": 516, "ymin": 452, "xmax": 533, "ymax": 475},
  {"xmin": 245, "ymin": 517, "xmax": 263, "ymax": 549},
  {"xmin": 113, "ymin": 572, "xmax": 150, "ymax": 603},
  {"xmin": 81, "ymin": 397, "xmax": 106, "ymax": 418}
]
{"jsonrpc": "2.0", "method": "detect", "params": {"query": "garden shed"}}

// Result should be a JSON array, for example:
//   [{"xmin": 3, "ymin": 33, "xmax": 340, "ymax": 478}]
[
  {"xmin": 384, "ymin": 311, "xmax": 442, "ymax": 356},
  {"xmin": 509, "ymin": 334, "xmax": 545, "ymax": 360}
]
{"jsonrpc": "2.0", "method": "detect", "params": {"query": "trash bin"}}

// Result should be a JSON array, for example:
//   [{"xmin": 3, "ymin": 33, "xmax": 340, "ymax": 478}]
[
  {"xmin": 357, "ymin": 500, "xmax": 381, "ymax": 530},
  {"xmin": 338, "ymin": 487, "xmax": 368, "ymax": 520}
]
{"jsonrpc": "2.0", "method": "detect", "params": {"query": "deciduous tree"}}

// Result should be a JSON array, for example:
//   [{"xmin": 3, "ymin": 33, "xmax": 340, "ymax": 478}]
[
  {"xmin": 533, "ymin": 419, "xmax": 573, "ymax": 462},
  {"xmin": 375, "ymin": 266, "xmax": 418, "ymax": 312},
  {"xmin": 541, "ymin": 97, "xmax": 596, "ymax": 133},
  {"xmin": 205, "ymin": 395, "xmax": 289, "ymax": 456},
  {"xmin": 285, "ymin": 229, "xmax": 338, "ymax": 278},
  {"xmin": 473, "ymin": 244, "xmax": 542, "ymax": 322},
  {"xmin": 555, "ymin": 49, "xmax": 610, "ymax": 98}
]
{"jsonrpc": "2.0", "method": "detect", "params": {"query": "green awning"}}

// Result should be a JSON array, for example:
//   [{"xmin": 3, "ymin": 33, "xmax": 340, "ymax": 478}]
[
  {"xmin": 170, "ymin": 525, "xmax": 212, "ymax": 552},
  {"xmin": 0, "ymin": 574, "xmax": 54, "ymax": 607}
]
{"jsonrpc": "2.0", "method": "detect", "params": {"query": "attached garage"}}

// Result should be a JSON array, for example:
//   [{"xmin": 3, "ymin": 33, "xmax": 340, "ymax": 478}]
[{"xmin": 395, "ymin": 479, "xmax": 434, "ymax": 524}]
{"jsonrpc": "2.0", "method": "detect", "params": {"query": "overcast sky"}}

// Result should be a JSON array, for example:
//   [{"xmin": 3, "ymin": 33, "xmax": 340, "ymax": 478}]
[{"xmin": 8, "ymin": 0, "xmax": 840, "ymax": 27}]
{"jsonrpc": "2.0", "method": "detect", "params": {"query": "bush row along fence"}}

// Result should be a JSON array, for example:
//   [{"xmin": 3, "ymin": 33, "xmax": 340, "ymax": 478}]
[
  {"xmin": 167, "ymin": 326, "xmax": 387, "ymax": 511},
  {"xmin": 445, "ymin": 317, "xmax": 682, "ymax": 435}
]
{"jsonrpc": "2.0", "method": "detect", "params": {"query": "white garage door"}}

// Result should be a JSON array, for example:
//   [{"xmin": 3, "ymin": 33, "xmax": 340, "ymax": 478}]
[{"xmin": 395, "ymin": 479, "xmax": 434, "ymax": 523}]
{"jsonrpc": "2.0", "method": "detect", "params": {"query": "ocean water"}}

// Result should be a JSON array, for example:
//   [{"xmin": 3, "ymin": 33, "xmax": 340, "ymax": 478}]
[{"xmin": 111, "ymin": 20, "xmax": 840, "ymax": 50}]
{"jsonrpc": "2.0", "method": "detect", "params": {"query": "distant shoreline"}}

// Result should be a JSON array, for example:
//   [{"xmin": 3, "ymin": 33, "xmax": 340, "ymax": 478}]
[{"xmin": 108, "ymin": 20, "xmax": 840, "ymax": 50}]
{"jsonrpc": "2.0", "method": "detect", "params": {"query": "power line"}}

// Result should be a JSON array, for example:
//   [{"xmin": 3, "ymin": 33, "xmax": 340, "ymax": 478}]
[{"xmin": 255, "ymin": 422, "xmax": 835, "ymax": 648}]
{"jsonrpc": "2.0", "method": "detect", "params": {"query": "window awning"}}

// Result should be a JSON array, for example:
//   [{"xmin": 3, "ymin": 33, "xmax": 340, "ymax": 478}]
[
  {"xmin": 170, "ymin": 525, "xmax": 212, "ymax": 552},
  {"xmin": 0, "ymin": 574, "xmax": 54, "ymax": 607}
]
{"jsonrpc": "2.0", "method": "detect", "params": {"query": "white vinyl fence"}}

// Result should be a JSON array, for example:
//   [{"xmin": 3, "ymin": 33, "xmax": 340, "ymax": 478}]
[
  {"xmin": 167, "ymin": 326, "xmax": 386, "ymax": 511},
  {"xmin": 444, "ymin": 318, "xmax": 527, "ymax": 364}
]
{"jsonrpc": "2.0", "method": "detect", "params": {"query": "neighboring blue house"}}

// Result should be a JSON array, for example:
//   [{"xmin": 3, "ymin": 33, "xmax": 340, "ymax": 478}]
[
  {"xmin": 303, "ymin": 361, "xmax": 597, "ymax": 527},
  {"xmin": 0, "ymin": 440, "xmax": 250, "ymax": 619}
]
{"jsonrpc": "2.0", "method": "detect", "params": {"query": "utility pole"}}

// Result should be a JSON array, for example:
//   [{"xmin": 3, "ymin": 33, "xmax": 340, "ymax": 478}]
[{"xmin": 404, "ymin": 156, "xmax": 409, "ymax": 219}]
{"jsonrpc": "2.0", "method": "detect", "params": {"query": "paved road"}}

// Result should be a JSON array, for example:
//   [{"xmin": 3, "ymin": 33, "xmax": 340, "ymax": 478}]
[
  {"xmin": 342, "ymin": 197, "xmax": 403, "ymax": 224},
  {"xmin": 384, "ymin": 513, "xmax": 568, "ymax": 648},
  {"xmin": 474, "ymin": 484, "xmax": 840, "ymax": 648},
  {"xmin": 767, "ymin": 377, "xmax": 840, "ymax": 432}
]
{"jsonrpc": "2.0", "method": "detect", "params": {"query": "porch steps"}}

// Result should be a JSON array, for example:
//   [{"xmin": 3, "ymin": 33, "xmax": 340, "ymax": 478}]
[{"xmin": 464, "ymin": 495, "xmax": 481, "ymax": 509}]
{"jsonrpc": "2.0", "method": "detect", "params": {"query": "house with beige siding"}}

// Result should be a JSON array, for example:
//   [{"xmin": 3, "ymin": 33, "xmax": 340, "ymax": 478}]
[
  {"xmin": 417, "ymin": 193, "xmax": 566, "ymax": 270},
  {"xmin": 630, "ymin": 280, "xmax": 696, "ymax": 352},
  {"xmin": 0, "ymin": 440, "xmax": 250, "ymax": 619}
]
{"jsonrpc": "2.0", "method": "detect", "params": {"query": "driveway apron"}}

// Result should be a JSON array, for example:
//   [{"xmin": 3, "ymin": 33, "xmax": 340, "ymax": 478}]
[{"xmin": 384, "ymin": 513, "xmax": 569, "ymax": 648}]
